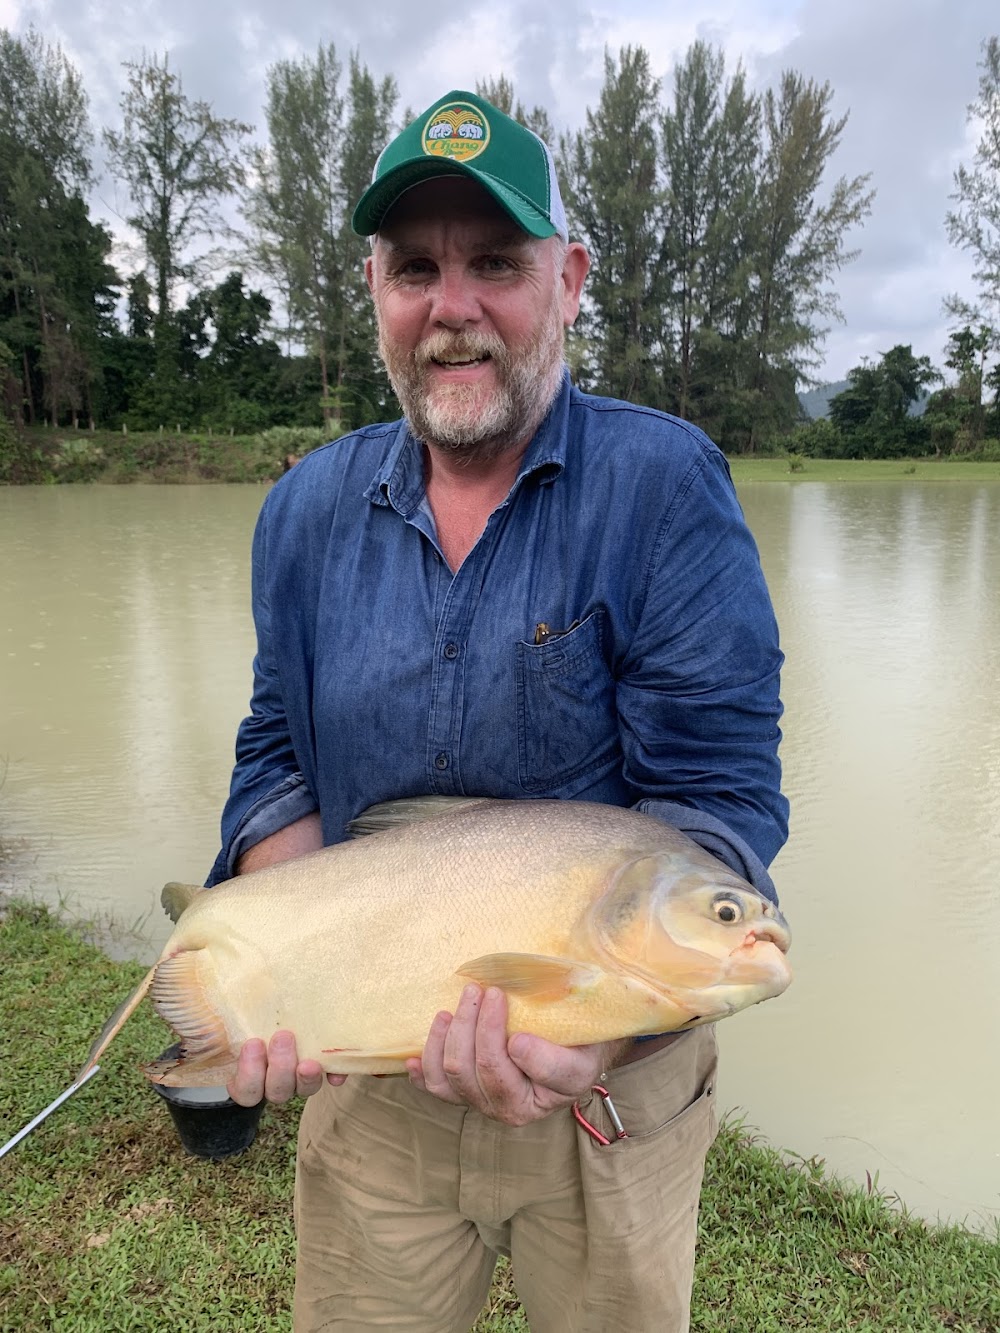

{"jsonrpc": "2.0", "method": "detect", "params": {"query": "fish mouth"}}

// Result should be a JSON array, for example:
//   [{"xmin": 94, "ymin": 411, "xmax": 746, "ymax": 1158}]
[
  {"xmin": 738, "ymin": 901, "xmax": 792, "ymax": 955},
  {"xmin": 724, "ymin": 928, "xmax": 794, "ymax": 993},
  {"xmin": 740, "ymin": 925, "xmax": 790, "ymax": 954}
]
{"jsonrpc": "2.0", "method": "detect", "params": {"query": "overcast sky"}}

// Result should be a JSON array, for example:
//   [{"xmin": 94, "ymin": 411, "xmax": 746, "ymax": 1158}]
[{"xmin": 3, "ymin": 0, "xmax": 996, "ymax": 384}]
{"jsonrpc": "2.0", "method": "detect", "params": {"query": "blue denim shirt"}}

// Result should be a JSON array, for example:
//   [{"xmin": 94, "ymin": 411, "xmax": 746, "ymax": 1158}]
[{"xmin": 207, "ymin": 374, "xmax": 788, "ymax": 900}]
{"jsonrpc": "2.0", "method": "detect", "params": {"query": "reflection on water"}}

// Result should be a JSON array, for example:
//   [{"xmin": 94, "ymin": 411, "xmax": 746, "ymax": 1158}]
[
  {"xmin": 1, "ymin": 480, "xmax": 998, "ymax": 1229},
  {"xmin": 724, "ymin": 482, "xmax": 1000, "ymax": 1232},
  {"xmin": 1, "ymin": 486, "xmax": 262, "ymax": 941}
]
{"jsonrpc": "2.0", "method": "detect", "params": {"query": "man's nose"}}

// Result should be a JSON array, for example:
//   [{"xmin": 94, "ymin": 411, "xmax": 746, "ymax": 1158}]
[{"xmin": 428, "ymin": 268, "xmax": 482, "ymax": 327}]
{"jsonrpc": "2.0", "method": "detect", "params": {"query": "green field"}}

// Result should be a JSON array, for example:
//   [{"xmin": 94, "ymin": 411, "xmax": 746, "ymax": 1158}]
[{"xmin": 2, "ymin": 900, "xmax": 997, "ymax": 1331}]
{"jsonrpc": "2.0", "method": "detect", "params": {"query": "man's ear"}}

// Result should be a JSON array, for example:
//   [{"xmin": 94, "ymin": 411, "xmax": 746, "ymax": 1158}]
[
  {"xmin": 560, "ymin": 243, "xmax": 591, "ymax": 327},
  {"xmin": 364, "ymin": 252, "xmax": 376, "ymax": 297}
]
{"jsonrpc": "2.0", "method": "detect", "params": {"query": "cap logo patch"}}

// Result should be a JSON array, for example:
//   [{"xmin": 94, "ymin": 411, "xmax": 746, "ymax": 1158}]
[{"xmin": 422, "ymin": 102, "xmax": 490, "ymax": 162}]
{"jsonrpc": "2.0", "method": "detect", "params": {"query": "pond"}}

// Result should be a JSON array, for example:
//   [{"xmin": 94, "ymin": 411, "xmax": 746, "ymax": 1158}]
[{"xmin": 1, "ymin": 479, "xmax": 998, "ymax": 1230}]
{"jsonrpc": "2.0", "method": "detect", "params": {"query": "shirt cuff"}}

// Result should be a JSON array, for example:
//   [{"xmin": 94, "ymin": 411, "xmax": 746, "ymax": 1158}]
[{"xmin": 219, "ymin": 772, "xmax": 319, "ymax": 883}]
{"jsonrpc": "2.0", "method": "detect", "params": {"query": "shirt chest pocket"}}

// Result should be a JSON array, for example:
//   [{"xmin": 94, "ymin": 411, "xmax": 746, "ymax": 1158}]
[{"xmin": 514, "ymin": 609, "xmax": 620, "ymax": 795}]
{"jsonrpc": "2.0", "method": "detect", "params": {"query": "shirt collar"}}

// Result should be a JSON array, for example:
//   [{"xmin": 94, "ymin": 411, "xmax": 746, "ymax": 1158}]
[{"xmin": 365, "ymin": 369, "xmax": 571, "ymax": 516}]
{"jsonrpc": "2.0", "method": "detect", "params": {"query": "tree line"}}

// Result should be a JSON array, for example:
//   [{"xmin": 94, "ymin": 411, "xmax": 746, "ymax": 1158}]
[
  {"xmin": 797, "ymin": 37, "xmax": 1000, "ymax": 459},
  {"xmin": 0, "ymin": 29, "xmax": 997, "ymax": 462}
]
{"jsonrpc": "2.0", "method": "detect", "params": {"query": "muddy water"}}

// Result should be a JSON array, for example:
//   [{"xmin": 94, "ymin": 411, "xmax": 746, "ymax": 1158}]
[{"xmin": 2, "ymin": 480, "xmax": 998, "ymax": 1229}]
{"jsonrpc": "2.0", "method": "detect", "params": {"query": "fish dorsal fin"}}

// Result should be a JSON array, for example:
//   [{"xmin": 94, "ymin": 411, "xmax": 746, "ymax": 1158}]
[
  {"xmin": 161, "ymin": 881, "xmax": 203, "ymax": 923},
  {"xmin": 347, "ymin": 796, "xmax": 487, "ymax": 838},
  {"xmin": 456, "ymin": 953, "xmax": 602, "ymax": 1002}
]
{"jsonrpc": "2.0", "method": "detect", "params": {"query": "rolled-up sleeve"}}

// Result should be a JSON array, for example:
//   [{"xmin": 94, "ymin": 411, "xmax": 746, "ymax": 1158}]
[
  {"xmin": 205, "ymin": 498, "xmax": 318, "ymax": 886},
  {"xmin": 619, "ymin": 447, "xmax": 788, "ymax": 902}
]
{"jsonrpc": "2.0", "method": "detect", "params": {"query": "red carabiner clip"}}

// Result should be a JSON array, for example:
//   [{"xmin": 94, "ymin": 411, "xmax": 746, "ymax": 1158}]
[{"xmin": 572, "ymin": 1084, "xmax": 628, "ymax": 1145}]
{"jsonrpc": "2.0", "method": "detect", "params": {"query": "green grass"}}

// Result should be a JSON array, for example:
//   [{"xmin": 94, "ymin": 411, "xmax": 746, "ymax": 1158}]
[
  {"xmin": 2, "ymin": 900, "xmax": 997, "ymax": 1331},
  {"xmin": 5, "ymin": 427, "xmax": 1000, "ymax": 488},
  {"xmin": 2, "ymin": 424, "xmax": 336, "ymax": 486},
  {"xmin": 728, "ymin": 456, "xmax": 1000, "ymax": 482}
]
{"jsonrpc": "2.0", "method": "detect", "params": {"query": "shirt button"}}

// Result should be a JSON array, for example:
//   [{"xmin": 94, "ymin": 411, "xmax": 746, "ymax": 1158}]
[
  {"xmin": 443, "ymin": 642, "xmax": 459, "ymax": 660},
  {"xmin": 434, "ymin": 752, "xmax": 450, "ymax": 771}
]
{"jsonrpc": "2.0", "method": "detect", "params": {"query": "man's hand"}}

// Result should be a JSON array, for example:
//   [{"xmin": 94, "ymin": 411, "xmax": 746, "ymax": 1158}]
[
  {"xmin": 406, "ymin": 986, "xmax": 631, "ymax": 1126},
  {"xmin": 227, "ymin": 1029, "xmax": 347, "ymax": 1107}
]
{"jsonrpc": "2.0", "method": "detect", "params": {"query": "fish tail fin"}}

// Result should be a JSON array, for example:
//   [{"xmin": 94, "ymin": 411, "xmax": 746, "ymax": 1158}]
[
  {"xmin": 77, "ymin": 964, "xmax": 158, "ymax": 1082},
  {"xmin": 143, "ymin": 948, "xmax": 237, "ymax": 1085}
]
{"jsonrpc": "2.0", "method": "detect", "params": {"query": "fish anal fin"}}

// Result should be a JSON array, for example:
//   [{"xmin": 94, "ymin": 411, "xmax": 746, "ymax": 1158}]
[
  {"xmin": 77, "ymin": 964, "xmax": 158, "ymax": 1082},
  {"xmin": 457, "ymin": 953, "xmax": 601, "ymax": 1002},
  {"xmin": 161, "ymin": 881, "xmax": 202, "ymax": 923},
  {"xmin": 347, "ymin": 796, "xmax": 487, "ymax": 838},
  {"xmin": 149, "ymin": 949, "xmax": 236, "ymax": 1072}
]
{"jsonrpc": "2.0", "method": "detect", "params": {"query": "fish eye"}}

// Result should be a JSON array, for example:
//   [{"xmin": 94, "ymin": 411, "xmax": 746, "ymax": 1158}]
[{"xmin": 712, "ymin": 895, "xmax": 744, "ymax": 925}]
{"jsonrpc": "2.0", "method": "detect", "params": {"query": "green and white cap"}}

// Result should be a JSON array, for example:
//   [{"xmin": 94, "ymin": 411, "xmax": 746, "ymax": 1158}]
[{"xmin": 351, "ymin": 90, "xmax": 568, "ymax": 242}]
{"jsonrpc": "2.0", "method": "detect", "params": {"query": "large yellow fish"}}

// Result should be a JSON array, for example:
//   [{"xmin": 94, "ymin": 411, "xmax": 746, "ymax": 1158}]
[{"xmin": 82, "ymin": 797, "xmax": 792, "ymax": 1086}]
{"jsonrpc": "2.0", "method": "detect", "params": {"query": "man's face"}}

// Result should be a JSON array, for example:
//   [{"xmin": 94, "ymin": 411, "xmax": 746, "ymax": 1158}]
[{"xmin": 366, "ymin": 177, "xmax": 588, "ymax": 460}]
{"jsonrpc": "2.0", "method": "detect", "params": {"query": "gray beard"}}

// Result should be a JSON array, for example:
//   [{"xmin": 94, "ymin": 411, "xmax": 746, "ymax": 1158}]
[{"xmin": 378, "ymin": 314, "xmax": 566, "ymax": 465}]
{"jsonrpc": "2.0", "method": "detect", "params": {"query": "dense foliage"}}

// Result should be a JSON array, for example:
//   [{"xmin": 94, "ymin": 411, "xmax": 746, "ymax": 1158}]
[
  {"xmin": 787, "ymin": 336, "xmax": 1000, "ymax": 459},
  {"xmin": 562, "ymin": 45, "xmax": 873, "ymax": 452},
  {"xmin": 0, "ymin": 27, "xmax": 997, "ymax": 470}
]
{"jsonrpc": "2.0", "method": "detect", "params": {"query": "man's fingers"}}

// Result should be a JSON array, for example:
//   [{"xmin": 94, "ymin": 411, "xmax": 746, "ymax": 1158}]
[
  {"xmin": 261, "ymin": 1029, "xmax": 300, "ymax": 1102},
  {"xmin": 227, "ymin": 1031, "xmax": 334, "ymax": 1106},
  {"xmin": 506, "ymin": 1033, "xmax": 604, "ymax": 1099},
  {"xmin": 471, "ymin": 987, "xmax": 521, "ymax": 1087},
  {"xmin": 294, "ymin": 1057, "xmax": 326, "ymax": 1099},
  {"xmin": 228, "ymin": 1036, "xmax": 267, "ymax": 1106},
  {"xmin": 410, "ymin": 988, "xmax": 594, "ymax": 1125},
  {"xmin": 449, "ymin": 986, "xmax": 534, "ymax": 1120},
  {"xmin": 441, "ymin": 985, "xmax": 482, "ymax": 1085},
  {"xmin": 415, "ymin": 1010, "xmax": 462, "ymax": 1102}
]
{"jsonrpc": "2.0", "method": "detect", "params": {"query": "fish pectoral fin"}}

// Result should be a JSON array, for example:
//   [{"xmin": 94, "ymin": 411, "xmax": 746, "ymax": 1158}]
[
  {"xmin": 77, "ymin": 964, "xmax": 158, "ymax": 1082},
  {"xmin": 347, "ymin": 796, "xmax": 487, "ymax": 838},
  {"xmin": 149, "ymin": 948, "xmax": 236, "ymax": 1070},
  {"xmin": 160, "ymin": 881, "xmax": 203, "ymax": 923},
  {"xmin": 456, "ymin": 953, "xmax": 602, "ymax": 1001}
]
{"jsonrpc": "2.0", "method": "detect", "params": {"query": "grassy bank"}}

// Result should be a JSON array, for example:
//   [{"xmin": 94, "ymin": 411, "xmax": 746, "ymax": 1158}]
[
  {"xmin": 2, "ymin": 424, "xmax": 336, "ymax": 485},
  {"xmin": 3, "ymin": 425, "xmax": 1000, "ymax": 486},
  {"xmin": 2, "ymin": 901, "xmax": 997, "ymax": 1332},
  {"xmin": 728, "ymin": 455, "xmax": 1000, "ymax": 482}
]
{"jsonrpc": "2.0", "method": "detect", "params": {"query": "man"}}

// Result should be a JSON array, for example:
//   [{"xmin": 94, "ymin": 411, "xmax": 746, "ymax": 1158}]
[{"xmin": 210, "ymin": 89, "xmax": 788, "ymax": 1331}]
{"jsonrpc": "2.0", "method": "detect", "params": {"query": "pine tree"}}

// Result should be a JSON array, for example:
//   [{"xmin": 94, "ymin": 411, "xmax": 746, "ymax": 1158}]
[
  {"xmin": 562, "ymin": 47, "xmax": 664, "ymax": 405},
  {"xmin": 104, "ymin": 52, "xmax": 251, "ymax": 422}
]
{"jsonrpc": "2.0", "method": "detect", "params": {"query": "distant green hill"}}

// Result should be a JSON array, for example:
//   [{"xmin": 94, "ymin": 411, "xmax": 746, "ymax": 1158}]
[
  {"xmin": 797, "ymin": 381, "xmax": 849, "ymax": 419},
  {"xmin": 798, "ymin": 380, "xmax": 929, "ymax": 420}
]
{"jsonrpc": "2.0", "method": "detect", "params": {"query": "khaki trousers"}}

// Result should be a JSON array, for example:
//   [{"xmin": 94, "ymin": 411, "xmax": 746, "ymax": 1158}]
[{"xmin": 293, "ymin": 1024, "xmax": 718, "ymax": 1333}]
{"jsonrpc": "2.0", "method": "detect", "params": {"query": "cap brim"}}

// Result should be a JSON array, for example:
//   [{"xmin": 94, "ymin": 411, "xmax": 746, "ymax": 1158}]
[{"xmin": 351, "ymin": 158, "xmax": 559, "ymax": 240}]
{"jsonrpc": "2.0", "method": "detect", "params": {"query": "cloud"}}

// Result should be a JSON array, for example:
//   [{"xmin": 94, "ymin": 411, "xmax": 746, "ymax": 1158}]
[
  {"xmin": 5, "ymin": 0, "xmax": 998, "ymax": 381},
  {"xmin": 748, "ymin": 0, "xmax": 995, "ymax": 377}
]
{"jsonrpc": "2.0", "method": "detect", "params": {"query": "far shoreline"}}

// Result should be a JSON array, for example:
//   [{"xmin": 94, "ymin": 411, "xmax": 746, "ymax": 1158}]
[{"xmin": 2, "ymin": 423, "xmax": 1000, "ymax": 486}]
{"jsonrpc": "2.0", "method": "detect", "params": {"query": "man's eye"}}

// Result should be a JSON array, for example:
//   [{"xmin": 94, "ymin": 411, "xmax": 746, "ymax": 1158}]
[{"xmin": 480, "ymin": 255, "xmax": 514, "ymax": 274}]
